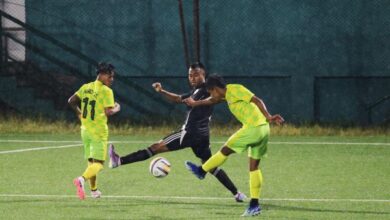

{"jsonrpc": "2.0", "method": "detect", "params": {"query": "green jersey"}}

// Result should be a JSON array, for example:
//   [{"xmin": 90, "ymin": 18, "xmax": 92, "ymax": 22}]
[
  {"xmin": 75, "ymin": 80, "xmax": 115, "ymax": 134},
  {"xmin": 225, "ymin": 84, "xmax": 267, "ymax": 127}
]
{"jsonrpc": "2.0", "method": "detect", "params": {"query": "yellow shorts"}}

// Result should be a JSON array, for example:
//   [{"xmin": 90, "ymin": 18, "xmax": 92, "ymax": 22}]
[
  {"xmin": 81, "ymin": 128, "xmax": 108, "ymax": 161},
  {"xmin": 226, "ymin": 123, "xmax": 270, "ymax": 159}
]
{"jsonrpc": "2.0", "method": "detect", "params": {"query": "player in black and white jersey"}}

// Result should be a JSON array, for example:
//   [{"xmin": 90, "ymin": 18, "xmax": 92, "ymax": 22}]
[{"xmin": 109, "ymin": 63, "xmax": 246, "ymax": 202}]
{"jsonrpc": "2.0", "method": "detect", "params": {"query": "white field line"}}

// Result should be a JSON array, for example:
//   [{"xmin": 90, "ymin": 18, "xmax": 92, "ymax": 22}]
[
  {"xmin": 0, "ymin": 194, "xmax": 388, "ymax": 203},
  {"xmin": 0, "ymin": 140, "xmax": 81, "ymax": 143},
  {"xmin": 270, "ymin": 141, "xmax": 390, "ymax": 146},
  {"xmin": 0, "ymin": 144, "xmax": 83, "ymax": 154},
  {"xmin": 0, "ymin": 140, "xmax": 389, "ymax": 154}
]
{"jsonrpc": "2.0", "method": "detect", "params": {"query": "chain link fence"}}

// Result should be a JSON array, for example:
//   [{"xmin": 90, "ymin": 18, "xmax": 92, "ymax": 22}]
[{"xmin": 1, "ymin": 0, "xmax": 389, "ymax": 124}]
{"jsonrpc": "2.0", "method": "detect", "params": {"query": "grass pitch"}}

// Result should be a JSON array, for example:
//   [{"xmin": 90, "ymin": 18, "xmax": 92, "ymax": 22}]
[{"xmin": 0, "ymin": 133, "xmax": 389, "ymax": 219}]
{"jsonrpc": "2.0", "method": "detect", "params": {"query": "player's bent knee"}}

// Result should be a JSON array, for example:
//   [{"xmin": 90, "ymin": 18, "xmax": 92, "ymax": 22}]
[
  {"xmin": 221, "ymin": 146, "xmax": 235, "ymax": 156},
  {"xmin": 92, "ymin": 159, "xmax": 105, "ymax": 164},
  {"xmin": 149, "ymin": 143, "xmax": 169, "ymax": 154},
  {"xmin": 249, "ymin": 158, "xmax": 260, "ymax": 171}
]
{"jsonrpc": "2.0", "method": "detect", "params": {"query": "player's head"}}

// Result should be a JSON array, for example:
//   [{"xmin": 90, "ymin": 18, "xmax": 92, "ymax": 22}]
[
  {"xmin": 96, "ymin": 62, "xmax": 115, "ymax": 87},
  {"xmin": 188, "ymin": 62, "xmax": 206, "ymax": 88},
  {"xmin": 205, "ymin": 74, "xmax": 226, "ymax": 100}
]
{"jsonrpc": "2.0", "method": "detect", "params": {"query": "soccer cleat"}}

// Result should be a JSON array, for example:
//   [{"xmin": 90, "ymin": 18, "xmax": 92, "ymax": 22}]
[
  {"xmin": 184, "ymin": 161, "xmax": 206, "ymax": 180},
  {"xmin": 109, "ymin": 144, "xmax": 121, "ymax": 168},
  {"xmin": 234, "ymin": 191, "xmax": 247, "ymax": 202},
  {"xmin": 73, "ymin": 176, "xmax": 86, "ymax": 200},
  {"xmin": 91, "ymin": 190, "xmax": 102, "ymax": 199},
  {"xmin": 241, "ymin": 205, "xmax": 261, "ymax": 217}
]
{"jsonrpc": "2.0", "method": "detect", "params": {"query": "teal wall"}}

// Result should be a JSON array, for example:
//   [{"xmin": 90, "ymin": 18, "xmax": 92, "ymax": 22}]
[{"xmin": 24, "ymin": 0, "xmax": 390, "ymax": 124}]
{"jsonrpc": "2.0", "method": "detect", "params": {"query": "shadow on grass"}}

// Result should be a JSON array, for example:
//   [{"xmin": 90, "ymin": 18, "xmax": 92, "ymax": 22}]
[{"xmin": 265, "ymin": 203, "xmax": 390, "ymax": 216}]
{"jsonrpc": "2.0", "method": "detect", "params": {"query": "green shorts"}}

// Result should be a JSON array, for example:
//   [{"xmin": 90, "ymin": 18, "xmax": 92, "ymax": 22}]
[
  {"xmin": 226, "ymin": 123, "xmax": 270, "ymax": 159},
  {"xmin": 81, "ymin": 128, "xmax": 108, "ymax": 161}
]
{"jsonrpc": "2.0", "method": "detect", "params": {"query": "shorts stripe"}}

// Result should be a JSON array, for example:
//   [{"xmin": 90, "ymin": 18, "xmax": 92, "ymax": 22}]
[
  {"xmin": 164, "ymin": 133, "xmax": 181, "ymax": 144},
  {"xmin": 179, "ymin": 130, "xmax": 187, "ymax": 145},
  {"xmin": 162, "ymin": 132, "xmax": 181, "ymax": 145}
]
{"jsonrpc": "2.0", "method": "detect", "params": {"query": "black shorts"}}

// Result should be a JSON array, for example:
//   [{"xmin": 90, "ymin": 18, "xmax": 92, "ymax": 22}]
[{"xmin": 161, "ymin": 130, "xmax": 211, "ymax": 161}]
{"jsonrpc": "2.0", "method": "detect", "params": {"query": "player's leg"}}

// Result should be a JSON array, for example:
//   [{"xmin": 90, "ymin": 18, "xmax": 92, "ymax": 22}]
[
  {"xmin": 194, "ymin": 142, "xmax": 246, "ymax": 202},
  {"xmin": 109, "ymin": 131, "xmax": 182, "ymax": 168},
  {"xmin": 110, "ymin": 141, "xmax": 167, "ymax": 167},
  {"xmin": 74, "ymin": 133, "xmax": 107, "ymax": 199},
  {"xmin": 241, "ymin": 158, "xmax": 262, "ymax": 217},
  {"xmin": 87, "ymin": 160, "xmax": 101, "ymax": 198},
  {"xmin": 185, "ymin": 145, "xmax": 234, "ymax": 179},
  {"xmin": 202, "ymin": 146, "xmax": 234, "ymax": 171},
  {"xmin": 185, "ymin": 127, "xmax": 251, "ymax": 179},
  {"xmin": 82, "ymin": 133, "xmax": 107, "ymax": 180},
  {"xmin": 87, "ymin": 160, "xmax": 97, "ymax": 190},
  {"xmin": 242, "ymin": 124, "xmax": 269, "ymax": 216},
  {"xmin": 82, "ymin": 158, "xmax": 104, "ymax": 184},
  {"xmin": 73, "ymin": 129, "xmax": 91, "ymax": 200},
  {"xmin": 208, "ymin": 165, "xmax": 247, "ymax": 202},
  {"xmin": 190, "ymin": 137, "xmax": 242, "ymax": 198}
]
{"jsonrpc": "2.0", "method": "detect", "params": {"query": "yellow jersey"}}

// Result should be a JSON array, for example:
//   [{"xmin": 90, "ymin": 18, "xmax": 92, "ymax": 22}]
[{"xmin": 75, "ymin": 80, "xmax": 115, "ymax": 134}]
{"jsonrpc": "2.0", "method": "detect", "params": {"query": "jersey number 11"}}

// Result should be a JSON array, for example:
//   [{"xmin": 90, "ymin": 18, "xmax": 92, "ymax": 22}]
[{"xmin": 82, "ymin": 98, "xmax": 96, "ymax": 120}]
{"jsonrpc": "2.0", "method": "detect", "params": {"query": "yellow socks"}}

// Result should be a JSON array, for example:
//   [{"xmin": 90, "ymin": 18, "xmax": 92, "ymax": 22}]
[
  {"xmin": 201, "ymin": 151, "xmax": 227, "ymax": 172},
  {"xmin": 89, "ymin": 176, "xmax": 97, "ymax": 191},
  {"xmin": 249, "ymin": 169, "xmax": 263, "ymax": 199},
  {"xmin": 82, "ymin": 162, "xmax": 103, "ymax": 180},
  {"xmin": 87, "ymin": 162, "xmax": 97, "ymax": 190}
]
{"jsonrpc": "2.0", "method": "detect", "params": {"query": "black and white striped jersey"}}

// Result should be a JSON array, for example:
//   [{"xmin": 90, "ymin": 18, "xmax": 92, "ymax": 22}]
[{"xmin": 180, "ymin": 83, "xmax": 213, "ymax": 137}]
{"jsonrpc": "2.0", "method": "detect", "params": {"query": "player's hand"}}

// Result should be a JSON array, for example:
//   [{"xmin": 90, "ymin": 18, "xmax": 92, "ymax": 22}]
[
  {"xmin": 183, "ymin": 97, "xmax": 195, "ymax": 107},
  {"xmin": 114, "ymin": 102, "xmax": 121, "ymax": 112},
  {"xmin": 267, "ymin": 114, "xmax": 285, "ymax": 125},
  {"xmin": 152, "ymin": 82, "xmax": 162, "ymax": 92}
]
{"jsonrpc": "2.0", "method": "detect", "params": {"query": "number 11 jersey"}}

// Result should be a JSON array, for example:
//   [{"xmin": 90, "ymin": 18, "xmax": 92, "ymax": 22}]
[{"xmin": 76, "ymin": 80, "xmax": 115, "ymax": 134}]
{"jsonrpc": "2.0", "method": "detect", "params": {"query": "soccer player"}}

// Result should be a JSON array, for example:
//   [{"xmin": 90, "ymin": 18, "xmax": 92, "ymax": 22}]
[
  {"xmin": 109, "ymin": 63, "xmax": 246, "ymax": 202},
  {"xmin": 68, "ymin": 62, "xmax": 120, "ymax": 200},
  {"xmin": 183, "ymin": 74, "xmax": 284, "ymax": 217}
]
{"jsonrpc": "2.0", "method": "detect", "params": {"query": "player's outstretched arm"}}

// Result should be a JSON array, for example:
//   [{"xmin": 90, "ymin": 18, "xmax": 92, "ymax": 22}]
[
  {"xmin": 68, "ymin": 94, "xmax": 81, "ymax": 119},
  {"xmin": 152, "ymin": 82, "xmax": 182, "ymax": 103},
  {"xmin": 183, "ymin": 97, "xmax": 220, "ymax": 107},
  {"xmin": 105, "ymin": 102, "xmax": 120, "ymax": 116},
  {"xmin": 251, "ymin": 96, "xmax": 284, "ymax": 125}
]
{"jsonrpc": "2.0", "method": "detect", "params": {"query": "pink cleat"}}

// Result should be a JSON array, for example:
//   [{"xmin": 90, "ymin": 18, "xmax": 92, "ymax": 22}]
[{"xmin": 73, "ymin": 176, "xmax": 85, "ymax": 200}]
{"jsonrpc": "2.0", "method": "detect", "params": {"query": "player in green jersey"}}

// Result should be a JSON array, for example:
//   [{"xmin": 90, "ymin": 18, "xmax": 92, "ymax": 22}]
[
  {"xmin": 68, "ymin": 62, "xmax": 120, "ymax": 200},
  {"xmin": 183, "ymin": 74, "xmax": 284, "ymax": 217}
]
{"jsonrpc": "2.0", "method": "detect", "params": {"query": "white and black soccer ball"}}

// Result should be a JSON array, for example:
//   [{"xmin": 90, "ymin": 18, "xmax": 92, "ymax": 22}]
[{"xmin": 149, "ymin": 157, "xmax": 171, "ymax": 178}]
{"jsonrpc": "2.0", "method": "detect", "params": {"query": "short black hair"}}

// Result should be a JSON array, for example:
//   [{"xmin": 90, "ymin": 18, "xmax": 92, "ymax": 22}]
[
  {"xmin": 205, "ymin": 74, "xmax": 226, "ymax": 90},
  {"xmin": 96, "ymin": 62, "xmax": 115, "ymax": 75},
  {"xmin": 189, "ymin": 62, "xmax": 206, "ymax": 72}
]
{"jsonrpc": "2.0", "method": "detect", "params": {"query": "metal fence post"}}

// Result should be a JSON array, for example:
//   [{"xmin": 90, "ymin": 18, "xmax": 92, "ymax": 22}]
[{"xmin": 0, "ymin": 13, "xmax": 3, "ymax": 72}]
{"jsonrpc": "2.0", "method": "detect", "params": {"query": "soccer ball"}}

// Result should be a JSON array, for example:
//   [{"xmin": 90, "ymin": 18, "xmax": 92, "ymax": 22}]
[{"xmin": 149, "ymin": 157, "xmax": 171, "ymax": 178}]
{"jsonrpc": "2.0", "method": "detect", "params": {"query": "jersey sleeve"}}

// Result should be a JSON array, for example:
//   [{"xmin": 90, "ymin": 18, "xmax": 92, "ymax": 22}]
[
  {"xmin": 103, "ymin": 88, "xmax": 115, "ymax": 108},
  {"xmin": 75, "ymin": 85, "xmax": 84, "ymax": 98},
  {"xmin": 180, "ymin": 92, "xmax": 192, "ymax": 100},
  {"xmin": 235, "ymin": 85, "xmax": 254, "ymax": 103}
]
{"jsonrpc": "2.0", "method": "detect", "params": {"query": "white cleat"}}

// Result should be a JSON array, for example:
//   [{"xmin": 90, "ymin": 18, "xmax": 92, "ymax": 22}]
[
  {"xmin": 235, "ymin": 191, "xmax": 247, "ymax": 202},
  {"xmin": 91, "ymin": 190, "xmax": 102, "ymax": 199}
]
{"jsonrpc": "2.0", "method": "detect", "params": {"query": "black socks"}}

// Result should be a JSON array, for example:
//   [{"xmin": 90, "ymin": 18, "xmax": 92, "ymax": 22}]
[
  {"xmin": 120, "ymin": 148, "xmax": 154, "ymax": 165},
  {"xmin": 212, "ymin": 168, "xmax": 238, "ymax": 195}
]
